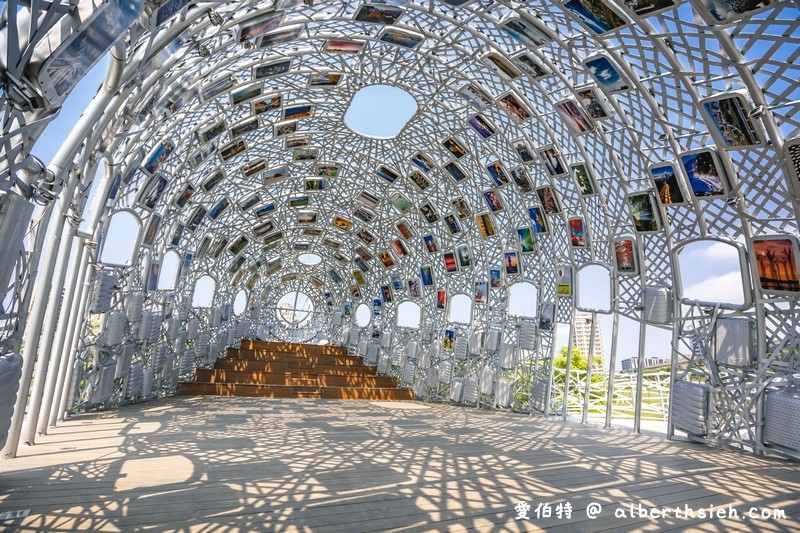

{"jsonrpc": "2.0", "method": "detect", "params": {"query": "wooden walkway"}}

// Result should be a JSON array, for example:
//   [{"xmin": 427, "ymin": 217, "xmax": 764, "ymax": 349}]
[{"xmin": 1, "ymin": 397, "xmax": 798, "ymax": 531}]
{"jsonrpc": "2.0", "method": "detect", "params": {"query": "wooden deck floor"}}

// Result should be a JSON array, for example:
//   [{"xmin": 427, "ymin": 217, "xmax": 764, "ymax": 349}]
[{"xmin": 1, "ymin": 397, "xmax": 798, "ymax": 532}]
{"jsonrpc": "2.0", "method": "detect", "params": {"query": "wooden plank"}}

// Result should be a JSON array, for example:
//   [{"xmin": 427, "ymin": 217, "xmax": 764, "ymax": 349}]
[{"xmin": 1, "ymin": 397, "xmax": 797, "ymax": 532}]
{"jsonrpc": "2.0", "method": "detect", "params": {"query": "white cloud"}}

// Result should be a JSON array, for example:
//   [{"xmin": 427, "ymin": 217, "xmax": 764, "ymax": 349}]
[{"xmin": 682, "ymin": 270, "xmax": 746, "ymax": 305}]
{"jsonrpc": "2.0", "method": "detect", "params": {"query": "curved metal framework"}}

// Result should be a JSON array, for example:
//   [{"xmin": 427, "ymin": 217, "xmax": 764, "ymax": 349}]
[{"xmin": 1, "ymin": 0, "xmax": 799, "ymax": 461}]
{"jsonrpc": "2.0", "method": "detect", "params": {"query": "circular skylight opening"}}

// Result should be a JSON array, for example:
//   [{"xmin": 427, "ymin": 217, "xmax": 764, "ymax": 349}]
[
  {"xmin": 276, "ymin": 291, "xmax": 315, "ymax": 328},
  {"xmin": 344, "ymin": 84, "xmax": 417, "ymax": 139},
  {"xmin": 298, "ymin": 253, "xmax": 322, "ymax": 266}
]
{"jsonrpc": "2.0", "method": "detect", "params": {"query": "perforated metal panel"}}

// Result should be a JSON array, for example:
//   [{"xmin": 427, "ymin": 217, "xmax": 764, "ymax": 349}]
[
  {"xmin": 764, "ymin": 388, "xmax": 800, "ymax": 452},
  {"xmin": 671, "ymin": 380, "xmax": 710, "ymax": 437}
]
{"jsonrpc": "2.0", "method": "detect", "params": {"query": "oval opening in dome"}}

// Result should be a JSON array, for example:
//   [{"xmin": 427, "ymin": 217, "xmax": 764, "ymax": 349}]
[
  {"xmin": 298, "ymin": 253, "xmax": 322, "ymax": 266},
  {"xmin": 344, "ymin": 84, "xmax": 417, "ymax": 139}
]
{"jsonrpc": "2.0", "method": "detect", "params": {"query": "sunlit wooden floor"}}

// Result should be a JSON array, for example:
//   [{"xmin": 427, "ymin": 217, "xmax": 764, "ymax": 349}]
[{"xmin": 1, "ymin": 397, "xmax": 798, "ymax": 532}]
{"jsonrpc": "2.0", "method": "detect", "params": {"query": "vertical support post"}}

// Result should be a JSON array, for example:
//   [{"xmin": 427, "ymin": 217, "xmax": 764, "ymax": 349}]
[
  {"xmin": 582, "ymin": 312, "xmax": 597, "ymax": 424},
  {"xmin": 604, "ymin": 311, "xmax": 620, "ymax": 428},
  {"xmin": 633, "ymin": 320, "xmax": 648, "ymax": 433},
  {"xmin": 43, "ymin": 240, "xmax": 89, "ymax": 430},
  {"xmin": 562, "ymin": 314, "xmax": 576, "ymax": 421}
]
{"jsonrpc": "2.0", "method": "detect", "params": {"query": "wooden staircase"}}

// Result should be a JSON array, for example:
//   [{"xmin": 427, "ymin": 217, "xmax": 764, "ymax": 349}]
[{"xmin": 177, "ymin": 340, "xmax": 414, "ymax": 400}]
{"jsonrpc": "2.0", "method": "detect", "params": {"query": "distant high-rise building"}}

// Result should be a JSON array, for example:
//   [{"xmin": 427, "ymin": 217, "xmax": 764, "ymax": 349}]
[{"xmin": 572, "ymin": 311, "xmax": 604, "ymax": 367}]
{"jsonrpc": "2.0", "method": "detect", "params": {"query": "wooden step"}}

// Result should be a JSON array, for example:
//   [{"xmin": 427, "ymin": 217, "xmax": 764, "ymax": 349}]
[
  {"xmin": 177, "ymin": 382, "xmax": 414, "ymax": 400},
  {"xmin": 238, "ymin": 340, "xmax": 348, "ymax": 356},
  {"xmin": 225, "ymin": 349, "xmax": 364, "ymax": 366},
  {"xmin": 195, "ymin": 369, "xmax": 399, "ymax": 388},
  {"xmin": 214, "ymin": 359, "xmax": 379, "ymax": 375}
]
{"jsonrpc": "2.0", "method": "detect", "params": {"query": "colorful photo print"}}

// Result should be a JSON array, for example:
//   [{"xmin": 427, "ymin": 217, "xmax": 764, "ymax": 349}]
[
  {"xmin": 379, "ymin": 28, "xmax": 424, "ymax": 48},
  {"xmin": 201, "ymin": 168, "xmax": 225, "ymax": 193},
  {"xmin": 392, "ymin": 239, "xmax": 409, "ymax": 257},
  {"xmin": 537, "ymin": 146, "xmax": 568, "ymax": 176},
  {"xmin": 443, "ymin": 137, "xmax": 468, "ymax": 159},
  {"xmin": 297, "ymin": 210, "xmax": 317, "ymax": 224},
  {"xmin": 513, "ymin": 52, "xmax": 550, "ymax": 79},
  {"xmin": 357, "ymin": 229, "xmax": 375, "ymax": 245},
  {"xmin": 556, "ymin": 264, "xmax": 573, "ymax": 296},
  {"xmin": 511, "ymin": 138, "xmax": 536, "ymax": 164},
  {"xmin": 483, "ymin": 189, "xmax": 504, "ymax": 212},
  {"xmin": 353, "ymin": 270, "xmax": 366, "ymax": 286},
  {"xmin": 208, "ymin": 197, "xmax": 231, "ymax": 220},
  {"xmin": 197, "ymin": 121, "xmax": 226, "ymax": 144},
  {"xmin": 411, "ymin": 152, "xmax": 436, "ymax": 173},
  {"xmin": 456, "ymin": 244, "xmax": 472, "ymax": 268},
  {"xmin": 229, "ymin": 117, "xmax": 259, "ymax": 138},
  {"xmin": 584, "ymin": 54, "xmax": 630, "ymax": 93},
  {"xmin": 288, "ymin": 195, "xmax": 309, "ymax": 208},
  {"xmin": 510, "ymin": 166, "xmax": 534, "ymax": 193},
  {"xmin": 324, "ymin": 39, "xmax": 365, "ymax": 53},
  {"xmin": 258, "ymin": 25, "xmax": 302, "ymax": 48},
  {"xmin": 444, "ymin": 214, "xmax": 462, "ymax": 235},
  {"xmin": 379, "ymin": 250, "xmax": 396, "ymax": 269},
  {"xmin": 273, "ymin": 120, "xmax": 297, "ymax": 137},
  {"xmin": 390, "ymin": 193, "xmax": 412, "ymax": 214},
  {"xmin": 142, "ymin": 213, "xmax": 162, "ymax": 247},
  {"xmin": 423, "ymin": 234, "xmax": 439, "ymax": 253},
  {"xmin": 481, "ymin": 52, "xmax": 522, "ymax": 81},
  {"xmin": 555, "ymin": 99, "xmax": 594, "ymax": 135},
  {"xmin": 475, "ymin": 281, "xmax": 489, "ymax": 305},
  {"xmin": 680, "ymin": 149, "xmax": 728, "ymax": 198},
  {"xmin": 396, "ymin": 220, "xmax": 415, "ymax": 239},
  {"xmin": 139, "ymin": 173, "xmax": 169, "ymax": 211},
  {"xmin": 572, "ymin": 162, "xmax": 596, "ymax": 195},
  {"xmin": 354, "ymin": 4, "xmax": 404, "ymax": 24},
  {"xmin": 357, "ymin": 190, "xmax": 380, "ymax": 209},
  {"xmin": 231, "ymin": 83, "xmax": 262, "ymax": 106},
  {"xmin": 263, "ymin": 165, "xmax": 288, "ymax": 186},
  {"xmin": 751, "ymin": 236, "xmax": 800, "ymax": 294},
  {"xmin": 185, "ymin": 206, "xmax": 207, "ymax": 232},
  {"xmin": 784, "ymin": 138, "xmax": 800, "ymax": 195},
  {"xmin": 376, "ymin": 165, "xmax": 400, "ymax": 183},
  {"xmin": 619, "ymin": 0, "xmax": 676, "ymax": 17},
  {"xmin": 143, "ymin": 140, "xmax": 174, "ymax": 175},
  {"xmin": 443, "ymin": 329, "xmax": 455, "ymax": 350},
  {"xmin": 283, "ymin": 103, "xmax": 314, "ymax": 121},
  {"xmin": 444, "ymin": 161, "xmax": 469, "ymax": 183},
  {"xmin": 238, "ymin": 192, "xmax": 261, "ymax": 212},
  {"xmin": 443, "ymin": 251, "xmax": 459, "ymax": 273},
  {"xmin": 457, "ymin": 83, "xmax": 494, "ymax": 110},
  {"xmin": 421, "ymin": 266, "xmax": 435, "ymax": 286},
  {"xmin": 409, "ymin": 171, "xmax": 431, "ymax": 191},
  {"xmin": 170, "ymin": 223, "xmax": 185, "ymax": 247},
  {"xmin": 499, "ymin": 14, "xmax": 553, "ymax": 48},
  {"xmin": 613, "ymin": 236, "xmax": 639, "ymax": 275},
  {"xmin": 452, "ymin": 197, "xmax": 471, "ymax": 219},
  {"xmin": 562, "ymin": 0, "xmax": 627, "ymax": 35},
  {"xmin": 490, "ymin": 268, "xmax": 502, "ymax": 289},
  {"xmin": 228, "ymin": 235, "xmax": 250, "ymax": 257},
  {"xmin": 568, "ymin": 217, "xmax": 588, "ymax": 247},
  {"xmin": 353, "ymin": 207, "xmax": 375, "ymax": 223},
  {"xmin": 241, "ymin": 157, "xmax": 266, "ymax": 178},
  {"xmin": 252, "ymin": 95, "xmax": 282, "ymax": 115},
  {"xmin": 650, "ymin": 163, "xmax": 686, "ymax": 205},
  {"xmin": 305, "ymin": 178, "xmax": 326, "ymax": 191},
  {"xmin": 408, "ymin": 278, "xmax": 421, "ymax": 298},
  {"xmin": 381, "ymin": 285, "xmax": 394, "ymax": 303},
  {"xmin": 372, "ymin": 299, "xmax": 381, "ymax": 316},
  {"xmin": 253, "ymin": 219, "xmax": 275, "ymax": 238},
  {"xmin": 701, "ymin": 93, "xmax": 763, "ymax": 148},
  {"xmin": 504, "ymin": 251, "xmax": 520, "ymax": 275},
  {"xmin": 528, "ymin": 206, "xmax": 549, "ymax": 233},
  {"xmin": 211, "ymin": 237, "xmax": 230, "ymax": 259},
  {"xmin": 694, "ymin": 0, "xmax": 773, "ymax": 23},
  {"xmin": 536, "ymin": 186, "xmax": 561, "ymax": 214},
  {"xmin": 539, "ymin": 301, "xmax": 555, "ymax": 331},
  {"xmin": 308, "ymin": 71, "xmax": 342, "ymax": 87},
  {"xmin": 219, "ymin": 139, "xmax": 247, "ymax": 161},
  {"xmin": 293, "ymin": 148, "xmax": 319, "ymax": 161},
  {"xmin": 487, "ymin": 161, "xmax": 510, "ymax": 187},
  {"xmin": 145, "ymin": 261, "xmax": 160, "ymax": 292},
  {"xmin": 476, "ymin": 212, "xmax": 496, "ymax": 238},
  {"xmin": 436, "ymin": 290, "xmax": 447, "ymax": 309},
  {"xmin": 238, "ymin": 11, "xmax": 285, "ymax": 42},
  {"xmin": 201, "ymin": 75, "xmax": 235, "ymax": 102},
  {"xmin": 627, "ymin": 192, "xmax": 661, "ymax": 233},
  {"xmin": 497, "ymin": 92, "xmax": 533, "ymax": 123},
  {"xmin": 419, "ymin": 202, "xmax": 440, "ymax": 224},
  {"xmin": 285, "ymin": 135, "xmax": 311, "ymax": 149},
  {"xmin": 517, "ymin": 227, "xmax": 535, "ymax": 253},
  {"xmin": 576, "ymin": 85, "xmax": 612, "ymax": 120},
  {"xmin": 252, "ymin": 58, "xmax": 292, "ymax": 79}
]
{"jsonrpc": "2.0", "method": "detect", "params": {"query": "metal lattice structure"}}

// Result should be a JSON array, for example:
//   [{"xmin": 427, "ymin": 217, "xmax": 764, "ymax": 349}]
[{"xmin": 1, "ymin": 0, "xmax": 799, "ymax": 460}]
